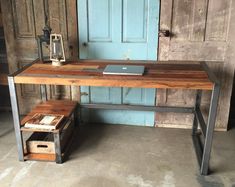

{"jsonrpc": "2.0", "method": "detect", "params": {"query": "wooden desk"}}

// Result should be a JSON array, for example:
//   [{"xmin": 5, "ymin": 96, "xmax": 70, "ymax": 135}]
[
  {"xmin": 14, "ymin": 60, "xmax": 213, "ymax": 89},
  {"xmin": 8, "ymin": 59, "xmax": 220, "ymax": 175}
]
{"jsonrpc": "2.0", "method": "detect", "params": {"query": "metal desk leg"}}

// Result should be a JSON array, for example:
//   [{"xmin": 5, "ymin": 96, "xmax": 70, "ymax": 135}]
[
  {"xmin": 54, "ymin": 133, "xmax": 62, "ymax": 163},
  {"xmin": 40, "ymin": 85, "xmax": 48, "ymax": 101},
  {"xmin": 8, "ymin": 76, "xmax": 24, "ymax": 161},
  {"xmin": 192, "ymin": 90, "xmax": 202, "ymax": 135},
  {"xmin": 201, "ymin": 84, "xmax": 220, "ymax": 175}
]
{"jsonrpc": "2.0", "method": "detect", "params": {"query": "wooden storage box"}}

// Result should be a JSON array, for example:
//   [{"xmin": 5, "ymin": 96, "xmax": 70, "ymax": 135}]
[
  {"xmin": 26, "ymin": 132, "xmax": 55, "ymax": 154},
  {"xmin": 26, "ymin": 119, "xmax": 74, "ymax": 155}
]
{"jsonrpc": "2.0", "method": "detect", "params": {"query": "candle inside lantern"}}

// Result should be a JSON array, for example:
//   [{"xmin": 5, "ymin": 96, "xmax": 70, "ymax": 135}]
[
  {"xmin": 50, "ymin": 34, "xmax": 65, "ymax": 66},
  {"xmin": 52, "ymin": 38, "xmax": 62, "ymax": 59}
]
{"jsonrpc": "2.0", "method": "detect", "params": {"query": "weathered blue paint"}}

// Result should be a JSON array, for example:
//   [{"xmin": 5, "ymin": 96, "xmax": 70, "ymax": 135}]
[{"xmin": 78, "ymin": 0, "xmax": 159, "ymax": 126}]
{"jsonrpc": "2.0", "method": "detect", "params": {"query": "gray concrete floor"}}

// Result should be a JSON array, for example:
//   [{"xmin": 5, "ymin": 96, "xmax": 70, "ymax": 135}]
[{"xmin": 0, "ymin": 112, "xmax": 235, "ymax": 187}]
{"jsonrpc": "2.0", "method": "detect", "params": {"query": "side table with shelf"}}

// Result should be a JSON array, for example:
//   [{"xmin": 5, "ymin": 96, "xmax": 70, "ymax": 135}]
[{"xmin": 20, "ymin": 100, "xmax": 78, "ymax": 163}]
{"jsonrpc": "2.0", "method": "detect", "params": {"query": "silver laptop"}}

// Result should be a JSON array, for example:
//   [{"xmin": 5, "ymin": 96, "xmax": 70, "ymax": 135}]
[{"xmin": 103, "ymin": 65, "xmax": 145, "ymax": 75}]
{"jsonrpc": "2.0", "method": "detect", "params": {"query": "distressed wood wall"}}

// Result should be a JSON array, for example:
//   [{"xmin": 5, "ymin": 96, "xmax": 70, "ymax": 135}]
[
  {"xmin": 0, "ymin": 2, "xmax": 11, "ymax": 110},
  {"xmin": 1, "ymin": 0, "xmax": 234, "ymax": 130},
  {"xmin": 0, "ymin": 0, "xmax": 79, "ymax": 114},
  {"xmin": 0, "ymin": 3, "xmax": 2, "ymax": 27},
  {"xmin": 158, "ymin": 0, "xmax": 234, "ymax": 130}
]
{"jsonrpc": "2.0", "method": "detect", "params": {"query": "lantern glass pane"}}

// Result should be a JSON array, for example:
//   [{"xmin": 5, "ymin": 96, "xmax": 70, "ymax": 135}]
[{"xmin": 52, "ymin": 39, "xmax": 62, "ymax": 59}]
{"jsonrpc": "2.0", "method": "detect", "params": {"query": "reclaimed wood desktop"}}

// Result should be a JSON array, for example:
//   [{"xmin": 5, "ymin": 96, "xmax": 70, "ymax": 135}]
[{"xmin": 8, "ymin": 59, "xmax": 220, "ymax": 175}]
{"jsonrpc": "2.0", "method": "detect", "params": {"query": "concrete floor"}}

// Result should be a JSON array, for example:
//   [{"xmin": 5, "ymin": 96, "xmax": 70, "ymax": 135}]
[{"xmin": 0, "ymin": 112, "xmax": 235, "ymax": 187}]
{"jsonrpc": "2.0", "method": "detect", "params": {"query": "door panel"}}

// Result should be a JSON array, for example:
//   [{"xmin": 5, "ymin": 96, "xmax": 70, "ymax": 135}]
[
  {"xmin": 123, "ymin": 88, "xmax": 155, "ymax": 105},
  {"xmin": 78, "ymin": 0, "xmax": 159, "ymax": 126},
  {"xmin": 123, "ymin": 0, "xmax": 147, "ymax": 43},
  {"xmin": 90, "ymin": 87, "xmax": 122, "ymax": 104},
  {"xmin": 79, "ymin": 0, "xmax": 159, "ymax": 60},
  {"xmin": 88, "ymin": 0, "xmax": 113, "ymax": 42},
  {"xmin": 81, "ymin": 86, "xmax": 122, "ymax": 104}
]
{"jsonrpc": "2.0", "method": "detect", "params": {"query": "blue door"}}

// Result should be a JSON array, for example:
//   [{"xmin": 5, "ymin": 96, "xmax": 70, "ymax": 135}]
[{"xmin": 78, "ymin": 0, "xmax": 159, "ymax": 126}]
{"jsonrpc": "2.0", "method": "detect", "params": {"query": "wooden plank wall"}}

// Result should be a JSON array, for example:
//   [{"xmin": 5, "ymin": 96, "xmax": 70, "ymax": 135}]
[
  {"xmin": 0, "ymin": 0, "xmax": 79, "ymax": 114},
  {"xmin": 221, "ymin": 0, "xmax": 235, "ymax": 130},
  {"xmin": 0, "ymin": 2, "xmax": 11, "ymax": 109},
  {"xmin": 0, "ymin": 3, "xmax": 2, "ymax": 27},
  {"xmin": 158, "ymin": 0, "xmax": 233, "ymax": 130},
  {"xmin": 1, "ymin": 0, "xmax": 234, "ymax": 130}
]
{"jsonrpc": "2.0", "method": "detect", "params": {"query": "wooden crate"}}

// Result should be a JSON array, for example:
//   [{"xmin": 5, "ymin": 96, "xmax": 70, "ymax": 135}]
[
  {"xmin": 26, "ymin": 119, "xmax": 74, "ymax": 155},
  {"xmin": 26, "ymin": 132, "xmax": 55, "ymax": 154}
]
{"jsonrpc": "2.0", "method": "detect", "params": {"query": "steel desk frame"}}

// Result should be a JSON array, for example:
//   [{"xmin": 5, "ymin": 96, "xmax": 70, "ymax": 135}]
[{"xmin": 8, "ymin": 60, "xmax": 220, "ymax": 175}]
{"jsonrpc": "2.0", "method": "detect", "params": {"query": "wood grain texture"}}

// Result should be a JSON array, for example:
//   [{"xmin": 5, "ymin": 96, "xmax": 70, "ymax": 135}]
[
  {"xmin": 191, "ymin": 0, "xmax": 208, "ymax": 41},
  {"xmin": 66, "ymin": 0, "xmax": 80, "ymax": 102},
  {"xmin": 16, "ymin": 61, "xmax": 41, "ymax": 114},
  {"xmin": 14, "ymin": 60, "xmax": 214, "ymax": 90},
  {"xmin": 24, "ymin": 153, "xmax": 56, "ymax": 161},
  {"xmin": 0, "ymin": 74, "xmax": 8, "ymax": 85},
  {"xmin": 1, "ymin": 1, "xmax": 79, "ymax": 114},
  {"xmin": 158, "ymin": 0, "xmax": 172, "ymax": 60},
  {"xmin": 26, "ymin": 132, "xmax": 55, "ymax": 154},
  {"xmin": 159, "ymin": 0, "xmax": 227, "ymax": 61},
  {"xmin": 216, "ymin": 0, "xmax": 235, "ymax": 130},
  {"xmin": 205, "ymin": 0, "xmax": 230, "ymax": 41},
  {"xmin": 0, "ymin": 3, "xmax": 2, "ymax": 27},
  {"xmin": 172, "ymin": 0, "xmax": 192, "ymax": 41},
  {"xmin": 12, "ymin": 0, "xmax": 35, "ymax": 38},
  {"xmin": 168, "ymin": 41, "xmax": 226, "ymax": 61},
  {"xmin": 21, "ymin": 99, "xmax": 77, "ymax": 126},
  {"xmin": 158, "ymin": 0, "xmax": 231, "ymax": 130}
]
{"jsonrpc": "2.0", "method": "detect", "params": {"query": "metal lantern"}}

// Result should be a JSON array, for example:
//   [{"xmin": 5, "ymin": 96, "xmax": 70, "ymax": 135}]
[
  {"xmin": 37, "ymin": 25, "xmax": 52, "ymax": 61},
  {"xmin": 49, "ymin": 34, "xmax": 65, "ymax": 66}
]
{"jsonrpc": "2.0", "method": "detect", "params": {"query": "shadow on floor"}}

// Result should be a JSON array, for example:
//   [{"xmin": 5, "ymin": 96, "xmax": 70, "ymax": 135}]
[
  {"xmin": 0, "ymin": 111, "xmax": 14, "ymax": 138},
  {"xmin": 67, "ymin": 123, "xmax": 107, "ymax": 160},
  {"xmin": 0, "ymin": 127, "xmax": 14, "ymax": 138}
]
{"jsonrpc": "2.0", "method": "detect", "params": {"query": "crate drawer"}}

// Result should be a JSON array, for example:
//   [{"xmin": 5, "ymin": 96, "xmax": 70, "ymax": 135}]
[
  {"xmin": 26, "ymin": 119, "xmax": 74, "ymax": 155},
  {"xmin": 26, "ymin": 133, "xmax": 55, "ymax": 154}
]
